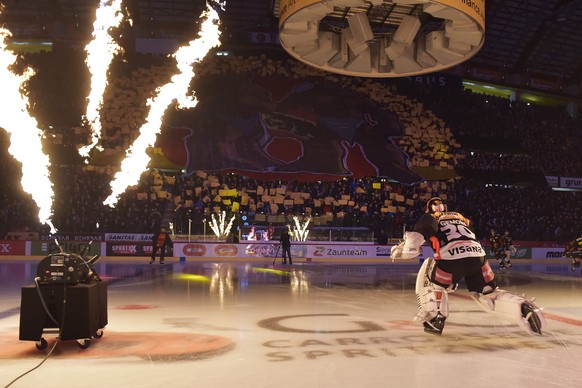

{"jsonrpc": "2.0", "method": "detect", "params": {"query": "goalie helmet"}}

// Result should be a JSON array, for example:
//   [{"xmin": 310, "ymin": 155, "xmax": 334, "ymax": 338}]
[{"xmin": 426, "ymin": 197, "xmax": 446, "ymax": 214}]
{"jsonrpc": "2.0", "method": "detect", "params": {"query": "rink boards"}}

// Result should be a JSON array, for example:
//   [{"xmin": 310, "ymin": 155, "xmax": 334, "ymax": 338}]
[{"xmin": 0, "ymin": 240, "xmax": 569, "ymax": 261}]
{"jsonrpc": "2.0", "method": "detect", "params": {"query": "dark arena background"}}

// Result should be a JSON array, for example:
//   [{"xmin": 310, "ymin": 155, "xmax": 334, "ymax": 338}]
[{"xmin": 1, "ymin": 1, "xmax": 582, "ymax": 387}]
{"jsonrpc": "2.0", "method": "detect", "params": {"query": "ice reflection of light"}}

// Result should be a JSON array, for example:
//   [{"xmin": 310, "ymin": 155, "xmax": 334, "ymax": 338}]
[
  {"xmin": 290, "ymin": 269, "xmax": 310, "ymax": 295},
  {"xmin": 251, "ymin": 267, "xmax": 290, "ymax": 276},
  {"xmin": 173, "ymin": 273, "xmax": 210, "ymax": 282},
  {"xmin": 209, "ymin": 263, "xmax": 234, "ymax": 306}
]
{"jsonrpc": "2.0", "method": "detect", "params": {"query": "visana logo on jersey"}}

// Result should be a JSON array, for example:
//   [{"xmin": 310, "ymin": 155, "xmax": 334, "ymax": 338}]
[
  {"xmin": 439, "ymin": 240, "xmax": 484, "ymax": 259},
  {"xmin": 447, "ymin": 245, "xmax": 483, "ymax": 256}
]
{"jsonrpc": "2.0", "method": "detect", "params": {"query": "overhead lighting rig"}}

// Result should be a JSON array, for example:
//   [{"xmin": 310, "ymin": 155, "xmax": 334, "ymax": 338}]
[{"xmin": 275, "ymin": 0, "xmax": 485, "ymax": 77}]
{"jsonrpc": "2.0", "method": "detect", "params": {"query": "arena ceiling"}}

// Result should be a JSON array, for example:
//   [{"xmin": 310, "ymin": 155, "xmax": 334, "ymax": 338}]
[{"xmin": 1, "ymin": 0, "xmax": 581, "ymax": 86}]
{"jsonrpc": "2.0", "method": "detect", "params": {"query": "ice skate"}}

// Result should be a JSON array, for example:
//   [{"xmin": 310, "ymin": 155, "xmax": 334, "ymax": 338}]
[
  {"xmin": 423, "ymin": 313, "xmax": 446, "ymax": 335},
  {"xmin": 522, "ymin": 302, "xmax": 543, "ymax": 334}
]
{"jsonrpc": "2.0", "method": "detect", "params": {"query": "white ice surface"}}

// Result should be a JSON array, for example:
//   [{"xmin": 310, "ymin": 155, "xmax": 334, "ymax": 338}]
[{"xmin": 1, "ymin": 259, "xmax": 582, "ymax": 388}]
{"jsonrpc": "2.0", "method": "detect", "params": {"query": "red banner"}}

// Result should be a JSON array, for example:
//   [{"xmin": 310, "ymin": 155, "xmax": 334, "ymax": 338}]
[{"xmin": 0, "ymin": 240, "xmax": 26, "ymax": 255}]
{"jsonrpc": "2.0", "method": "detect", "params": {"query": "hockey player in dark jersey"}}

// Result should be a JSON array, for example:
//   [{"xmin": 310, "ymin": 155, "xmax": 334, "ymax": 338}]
[
  {"xmin": 565, "ymin": 236, "xmax": 582, "ymax": 272},
  {"xmin": 391, "ymin": 197, "xmax": 545, "ymax": 336},
  {"xmin": 501, "ymin": 229, "xmax": 515, "ymax": 269},
  {"xmin": 488, "ymin": 229, "xmax": 508, "ymax": 269}
]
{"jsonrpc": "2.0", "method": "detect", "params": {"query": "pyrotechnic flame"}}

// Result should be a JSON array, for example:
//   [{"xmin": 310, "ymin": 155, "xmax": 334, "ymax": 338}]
[
  {"xmin": 209, "ymin": 211, "xmax": 235, "ymax": 239},
  {"xmin": 103, "ymin": 3, "xmax": 222, "ymax": 206},
  {"xmin": 78, "ymin": 0, "xmax": 126, "ymax": 158},
  {"xmin": 292, "ymin": 216, "xmax": 311, "ymax": 241},
  {"xmin": 0, "ymin": 27, "xmax": 56, "ymax": 232}
]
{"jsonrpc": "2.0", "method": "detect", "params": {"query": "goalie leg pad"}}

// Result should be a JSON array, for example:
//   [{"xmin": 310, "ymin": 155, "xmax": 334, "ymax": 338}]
[
  {"xmin": 470, "ymin": 289, "xmax": 546, "ymax": 335},
  {"xmin": 414, "ymin": 258, "xmax": 449, "ymax": 330}
]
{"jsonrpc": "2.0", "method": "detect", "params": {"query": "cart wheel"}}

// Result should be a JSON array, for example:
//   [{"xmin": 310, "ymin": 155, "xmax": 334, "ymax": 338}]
[
  {"xmin": 35, "ymin": 338, "xmax": 48, "ymax": 350},
  {"xmin": 78, "ymin": 339, "xmax": 91, "ymax": 349},
  {"xmin": 93, "ymin": 329, "xmax": 104, "ymax": 339}
]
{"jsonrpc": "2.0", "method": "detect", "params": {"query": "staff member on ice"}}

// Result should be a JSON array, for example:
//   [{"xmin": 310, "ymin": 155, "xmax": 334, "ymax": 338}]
[{"xmin": 150, "ymin": 226, "xmax": 172, "ymax": 265}]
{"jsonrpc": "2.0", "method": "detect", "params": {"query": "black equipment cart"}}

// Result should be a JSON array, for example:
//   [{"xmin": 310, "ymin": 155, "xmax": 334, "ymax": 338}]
[{"xmin": 19, "ymin": 250, "xmax": 107, "ymax": 350}]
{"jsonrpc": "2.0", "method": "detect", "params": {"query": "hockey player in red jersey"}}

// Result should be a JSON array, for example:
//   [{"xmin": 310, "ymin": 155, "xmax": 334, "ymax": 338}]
[{"xmin": 391, "ymin": 197, "xmax": 545, "ymax": 336}]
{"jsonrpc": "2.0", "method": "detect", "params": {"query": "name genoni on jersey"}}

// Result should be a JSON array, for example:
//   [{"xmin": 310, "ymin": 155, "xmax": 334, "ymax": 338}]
[{"xmin": 439, "ymin": 219, "xmax": 466, "ymax": 226}]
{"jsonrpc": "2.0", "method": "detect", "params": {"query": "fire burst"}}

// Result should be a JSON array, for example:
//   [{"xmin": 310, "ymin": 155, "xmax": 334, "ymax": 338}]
[
  {"xmin": 0, "ymin": 27, "xmax": 56, "ymax": 232},
  {"xmin": 209, "ymin": 211, "xmax": 235, "ymax": 239},
  {"xmin": 103, "ymin": 3, "xmax": 222, "ymax": 207},
  {"xmin": 78, "ymin": 0, "xmax": 127, "ymax": 158},
  {"xmin": 0, "ymin": 1, "xmax": 223, "ymax": 234},
  {"xmin": 292, "ymin": 216, "xmax": 311, "ymax": 241}
]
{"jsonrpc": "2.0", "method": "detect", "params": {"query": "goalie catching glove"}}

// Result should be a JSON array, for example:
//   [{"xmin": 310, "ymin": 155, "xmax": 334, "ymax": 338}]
[{"xmin": 390, "ymin": 231, "xmax": 425, "ymax": 260}]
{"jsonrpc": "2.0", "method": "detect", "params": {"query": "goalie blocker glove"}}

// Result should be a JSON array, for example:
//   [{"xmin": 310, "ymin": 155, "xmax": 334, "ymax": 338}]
[{"xmin": 391, "ymin": 231, "xmax": 425, "ymax": 260}]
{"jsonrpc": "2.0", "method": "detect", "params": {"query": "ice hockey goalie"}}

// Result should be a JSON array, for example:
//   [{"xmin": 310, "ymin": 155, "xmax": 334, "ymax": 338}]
[{"xmin": 391, "ymin": 197, "xmax": 546, "ymax": 336}]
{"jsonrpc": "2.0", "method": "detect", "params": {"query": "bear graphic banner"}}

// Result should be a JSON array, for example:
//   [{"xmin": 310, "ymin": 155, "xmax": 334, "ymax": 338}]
[{"xmin": 158, "ymin": 76, "xmax": 421, "ymax": 184}]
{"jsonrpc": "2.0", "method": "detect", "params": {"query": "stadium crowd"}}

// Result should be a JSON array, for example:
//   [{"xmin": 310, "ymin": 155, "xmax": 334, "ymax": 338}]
[{"xmin": 0, "ymin": 50, "xmax": 580, "ymax": 244}]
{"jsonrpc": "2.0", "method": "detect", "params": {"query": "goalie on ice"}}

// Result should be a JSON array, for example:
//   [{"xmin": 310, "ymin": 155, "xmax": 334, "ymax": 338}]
[{"xmin": 391, "ymin": 197, "xmax": 545, "ymax": 336}]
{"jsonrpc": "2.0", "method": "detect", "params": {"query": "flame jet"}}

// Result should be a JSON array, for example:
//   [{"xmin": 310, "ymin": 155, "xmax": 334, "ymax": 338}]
[
  {"xmin": 78, "ymin": 0, "xmax": 126, "ymax": 158},
  {"xmin": 293, "ymin": 216, "xmax": 311, "ymax": 241},
  {"xmin": 0, "ymin": 27, "xmax": 56, "ymax": 232},
  {"xmin": 209, "ymin": 211, "xmax": 235, "ymax": 238},
  {"xmin": 103, "ymin": 3, "xmax": 222, "ymax": 207}
]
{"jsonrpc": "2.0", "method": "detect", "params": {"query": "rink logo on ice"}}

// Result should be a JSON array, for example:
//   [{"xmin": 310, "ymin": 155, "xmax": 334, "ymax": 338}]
[
  {"xmin": 258, "ymin": 314, "xmax": 385, "ymax": 334},
  {"xmin": 258, "ymin": 313, "xmax": 566, "ymax": 361}
]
